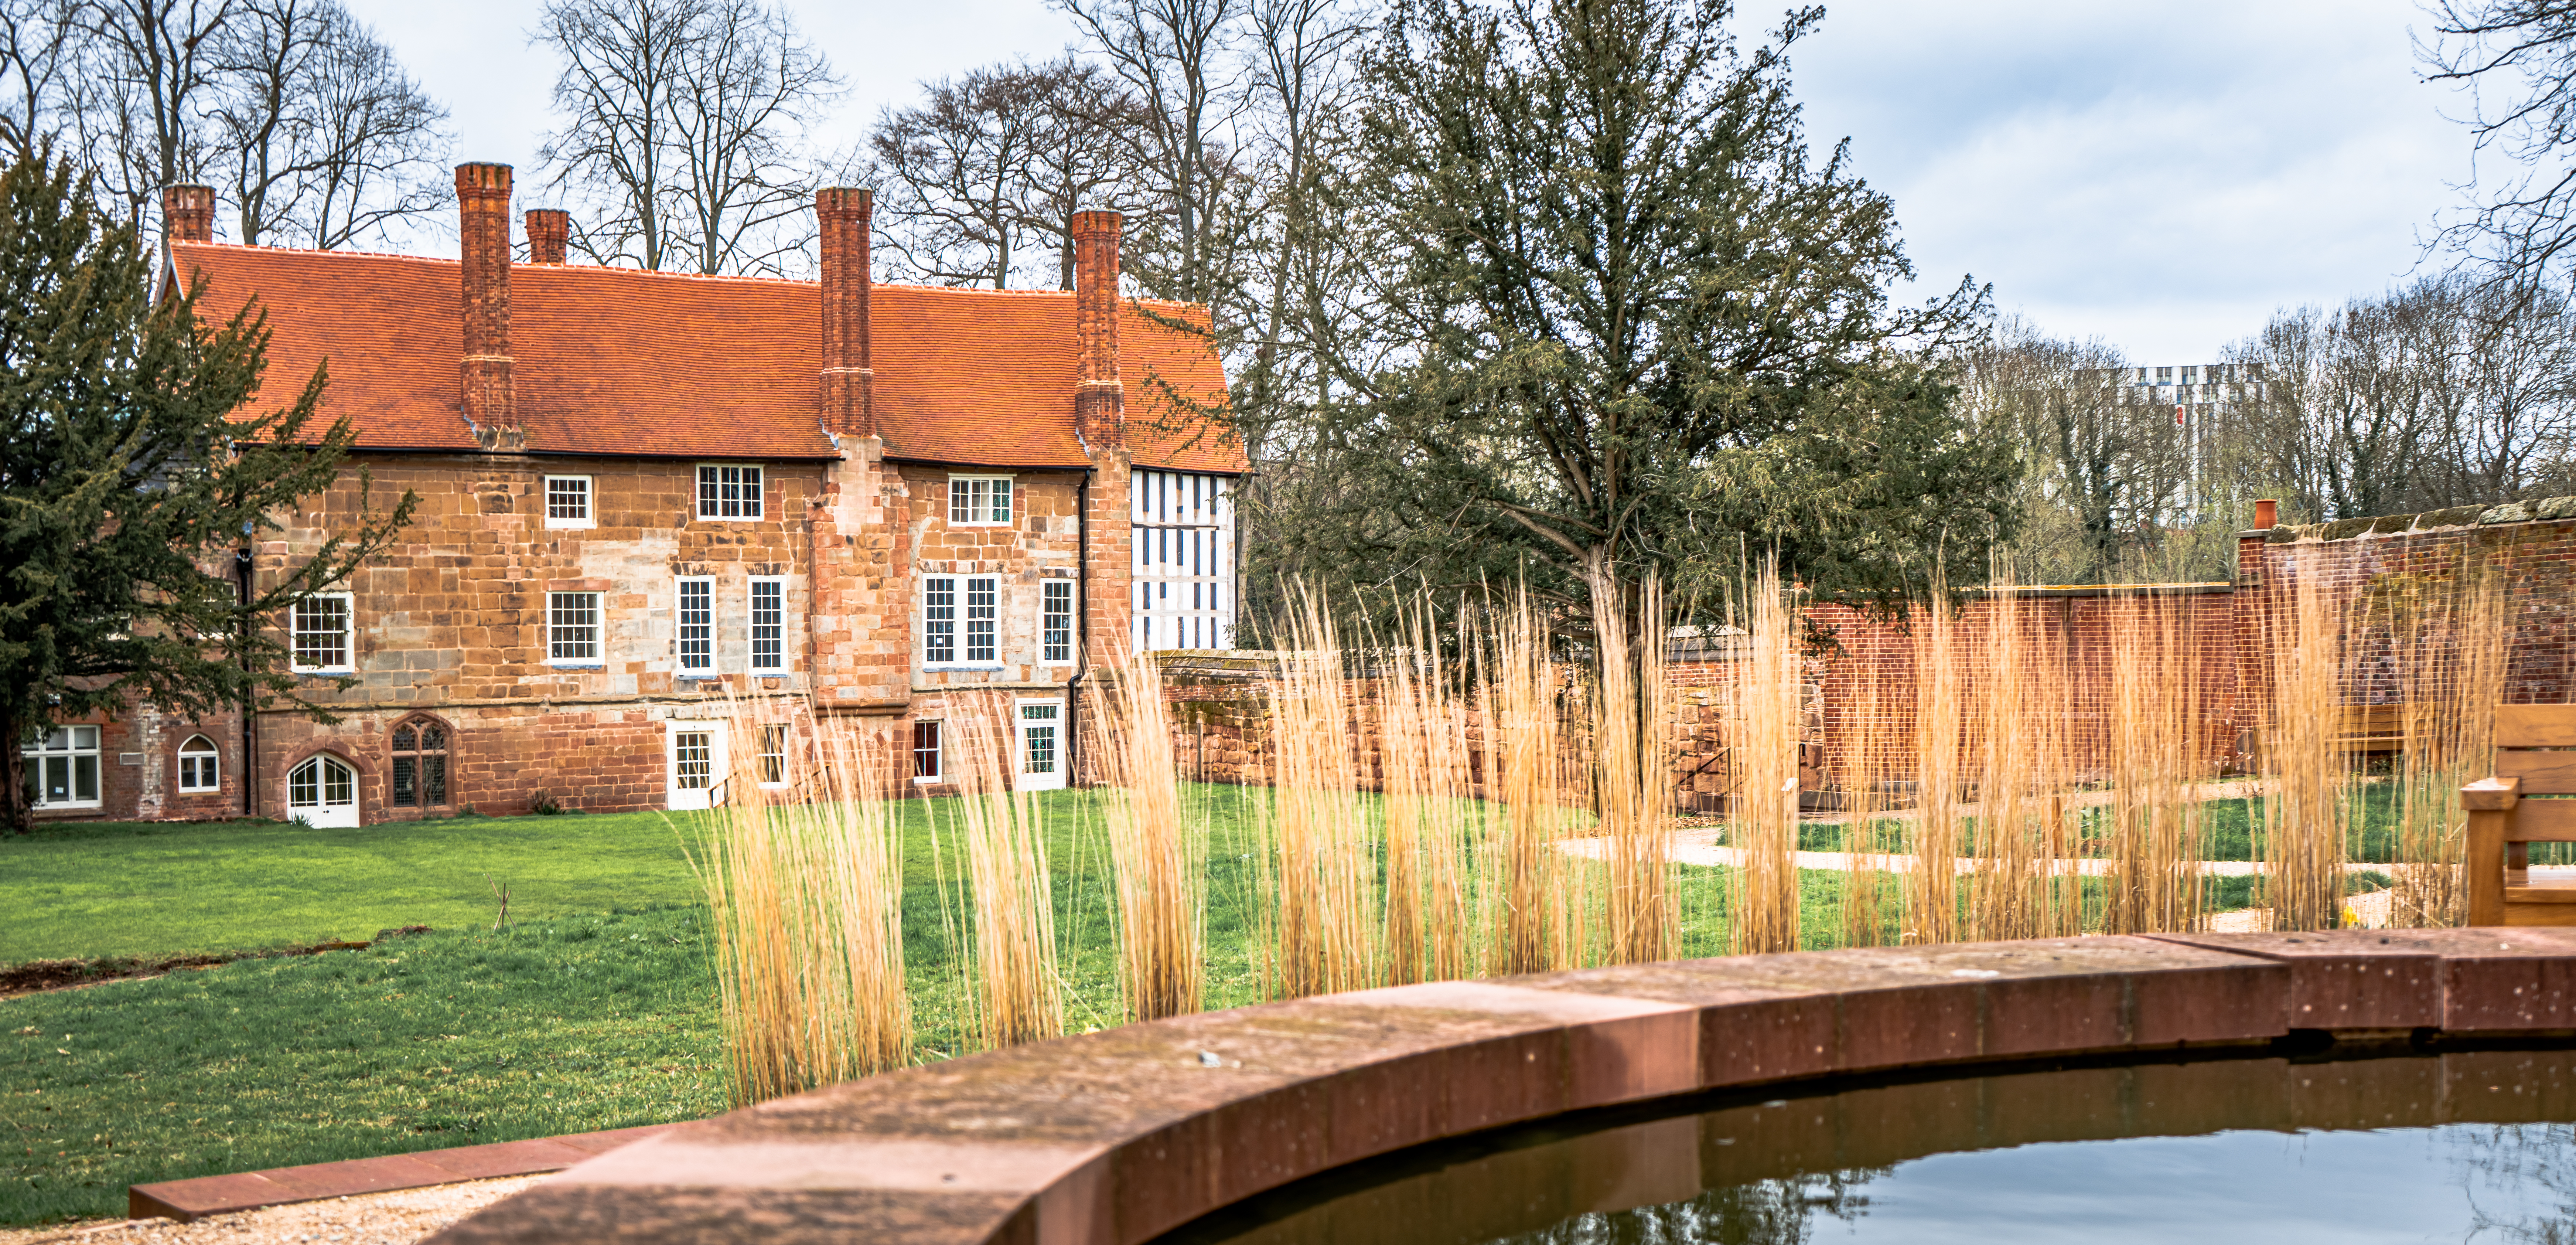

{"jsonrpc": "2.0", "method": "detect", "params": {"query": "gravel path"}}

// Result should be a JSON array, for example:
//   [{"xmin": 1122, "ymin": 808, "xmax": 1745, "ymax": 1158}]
[{"xmin": 0, "ymin": 1176, "xmax": 539, "ymax": 1245}]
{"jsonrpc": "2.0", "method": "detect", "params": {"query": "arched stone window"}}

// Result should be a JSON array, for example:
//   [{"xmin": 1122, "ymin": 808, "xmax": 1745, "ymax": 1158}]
[
  {"xmin": 390, "ymin": 717, "xmax": 451, "ymax": 809},
  {"xmin": 176, "ymin": 735, "xmax": 220, "ymax": 792}
]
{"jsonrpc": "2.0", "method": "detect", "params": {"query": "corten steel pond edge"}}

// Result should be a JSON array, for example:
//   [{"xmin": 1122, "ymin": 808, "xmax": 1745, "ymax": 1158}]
[{"xmin": 423, "ymin": 929, "xmax": 2576, "ymax": 1245}]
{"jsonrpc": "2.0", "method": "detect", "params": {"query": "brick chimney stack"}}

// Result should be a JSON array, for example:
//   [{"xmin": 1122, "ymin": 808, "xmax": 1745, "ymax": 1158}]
[
  {"xmin": 1071, "ymin": 209, "xmax": 1123, "ymax": 451},
  {"xmin": 816, "ymin": 187, "xmax": 874, "ymax": 440},
  {"xmin": 525, "ymin": 209, "xmax": 569, "ymax": 265},
  {"xmin": 456, "ymin": 164, "xmax": 516, "ymax": 440},
  {"xmin": 163, "ymin": 185, "xmax": 215, "ymax": 244}
]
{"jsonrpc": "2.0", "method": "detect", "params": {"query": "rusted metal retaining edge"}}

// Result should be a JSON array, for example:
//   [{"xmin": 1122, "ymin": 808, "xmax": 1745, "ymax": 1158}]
[{"xmin": 424, "ymin": 930, "xmax": 2576, "ymax": 1245}]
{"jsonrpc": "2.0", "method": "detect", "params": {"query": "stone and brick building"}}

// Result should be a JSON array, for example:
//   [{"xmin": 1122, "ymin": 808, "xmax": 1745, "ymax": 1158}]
[{"xmin": 21, "ymin": 164, "xmax": 1243, "ymax": 826}]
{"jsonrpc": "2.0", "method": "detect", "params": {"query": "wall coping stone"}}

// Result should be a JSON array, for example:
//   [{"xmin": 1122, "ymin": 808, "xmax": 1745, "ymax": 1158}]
[
  {"xmin": 423, "ymin": 930, "xmax": 2576, "ymax": 1245},
  {"xmin": 2239, "ymin": 493, "xmax": 2576, "ymax": 545}
]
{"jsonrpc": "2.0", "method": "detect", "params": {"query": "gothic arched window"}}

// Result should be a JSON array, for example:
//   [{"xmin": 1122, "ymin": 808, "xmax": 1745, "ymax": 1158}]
[{"xmin": 391, "ymin": 718, "xmax": 450, "ymax": 809}]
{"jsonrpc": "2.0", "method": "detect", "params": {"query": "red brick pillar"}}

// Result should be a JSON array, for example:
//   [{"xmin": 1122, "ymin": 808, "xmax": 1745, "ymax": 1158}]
[
  {"xmin": 818, "ymin": 187, "xmax": 875, "ymax": 440},
  {"xmin": 163, "ymin": 185, "xmax": 214, "ymax": 244},
  {"xmin": 1086, "ymin": 455, "xmax": 1134, "ymax": 669},
  {"xmin": 525, "ymin": 209, "xmax": 569, "ymax": 265},
  {"xmin": 456, "ymin": 164, "xmax": 516, "ymax": 445},
  {"xmin": 1072, "ymin": 210, "xmax": 1124, "ymax": 452}
]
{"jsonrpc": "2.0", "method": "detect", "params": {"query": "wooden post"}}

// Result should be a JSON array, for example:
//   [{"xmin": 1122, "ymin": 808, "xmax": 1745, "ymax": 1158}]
[{"xmin": 2464, "ymin": 775, "xmax": 2521, "ymax": 927}]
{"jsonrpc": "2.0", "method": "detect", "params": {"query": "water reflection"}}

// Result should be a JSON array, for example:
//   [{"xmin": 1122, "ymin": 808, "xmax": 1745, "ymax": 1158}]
[{"xmin": 1180, "ymin": 1051, "xmax": 2576, "ymax": 1245}]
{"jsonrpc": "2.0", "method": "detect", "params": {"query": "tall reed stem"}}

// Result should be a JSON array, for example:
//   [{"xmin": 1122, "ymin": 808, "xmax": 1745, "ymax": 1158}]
[
  {"xmin": 2264, "ymin": 574, "xmax": 2350, "ymax": 932},
  {"xmin": 1100, "ymin": 652, "xmax": 1202, "ymax": 1020},
  {"xmin": 1733, "ymin": 565, "xmax": 1802, "ymax": 955}
]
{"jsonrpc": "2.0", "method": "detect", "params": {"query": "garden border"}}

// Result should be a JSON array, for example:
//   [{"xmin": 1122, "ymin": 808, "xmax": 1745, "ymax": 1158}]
[{"xmin": 413, "ymin": 930, "xmax": 2576, "ymax": 1244}]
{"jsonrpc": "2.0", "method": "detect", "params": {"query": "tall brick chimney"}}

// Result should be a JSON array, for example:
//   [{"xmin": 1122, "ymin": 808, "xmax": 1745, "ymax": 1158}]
[
  {"xmin": 1071, "ymin": 209, "xmax": 1123, "ymax": 451},
  {"xmin": 456, "ymin": 164, "xmax": 516, "ymax": 440},
  {"xmin": 525, "ymin": 209, "xmax": 569, "ymax": 265},
  {"xmin": 163, "ymin": 185, "xmax": 214, "ymax": 244},
  {"xmin": 816, "ymin": 187, "xmax": 874, "ymax": 440}
]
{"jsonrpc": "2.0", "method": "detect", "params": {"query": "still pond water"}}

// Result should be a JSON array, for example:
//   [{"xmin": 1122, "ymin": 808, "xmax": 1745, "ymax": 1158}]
[{"xmin": 1180, "ymin": 1050, "xmax": 2576, "ymax": 1245}]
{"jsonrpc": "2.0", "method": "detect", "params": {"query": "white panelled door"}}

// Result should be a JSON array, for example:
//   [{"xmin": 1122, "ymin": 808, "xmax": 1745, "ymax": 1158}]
[
  {"xmin": 667, "ymin": 721, "xmax": 729, "ymax": 810},
  {"xmin": 1016, "ymin": 700, "xmax": 1066, "ymax": 792},
  {"xmin": 287, "ymin": 755, "xmax": 360, "ymax": 827}
]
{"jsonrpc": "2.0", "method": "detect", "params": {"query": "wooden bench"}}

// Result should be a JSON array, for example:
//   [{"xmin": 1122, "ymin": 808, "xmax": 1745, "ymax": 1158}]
[
  {"xmin": 2464, "ymin": 704, "xmax": 2576, "ymax": 926},
  {"xmin": 2336, "ymin": 703, "xmax": 2409, "ymax": 754}
]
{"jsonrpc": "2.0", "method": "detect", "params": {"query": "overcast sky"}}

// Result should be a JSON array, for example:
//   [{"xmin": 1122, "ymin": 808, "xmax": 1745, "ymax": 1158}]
[{"xmin": 341, "ymin": 0, "xmax": 2475, "ymax": 365}]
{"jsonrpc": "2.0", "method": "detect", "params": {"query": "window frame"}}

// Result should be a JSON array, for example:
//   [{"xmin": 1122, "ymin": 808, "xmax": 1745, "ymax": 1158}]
[
  {"xmin": 912, "ymin": 719, "xmax": 942, "ymax": 784},
  {"xmin": 675, "ymin": 575, "xmax": 716, "ymax": 675},
  {"xmin": 175, "ymin": 735, "xmax": 220, "ymax": 794},
  {"xmin": 1041, "ymin": 579, "xmax": 1075, "ymax": 665},
  {"xmin": 543, "ymin": 475, "xmax": 594, "ymax": 529},
  {"xmin": 964, "ymin": 576, "xmax": 998, "ymax": 663},
  {"xmin": 289, "ymin": 592, "xmax": 355, "ymax": 674},
  {"xmin": 749, "ymin": 576, "xmax": 787, "ymax": 672},
  {"xmin": 695, "ymin": 463, "xmax": 765, "ymax": 521},
  {"xmin": 946, "ymin": 474, "xmax": 1014, "ymax": 527},
  {"xmin": 24, "ymin": 725, "xmax": 102, "ymax": 809},
  {"xmin": 1014, "ymin": 698, "xmax": 1065, "ymax": 792},
  {"xmin": 922, "ymin": 575, "xmax": 958, "ymax": 666},
  {"xmin": 756, "ymin": 723, "xmax": 789, "ymax": 789},
  {"xmin": 922, "ymin": 574, "xmax": 1003, "ymax": 669},
  {"xmin": 388, "ymin": 717, "xmax": 452, "ymax": 809},
  {"xmin": 547, "ymin": 591, "xmax": 604, "ymax": 667}
]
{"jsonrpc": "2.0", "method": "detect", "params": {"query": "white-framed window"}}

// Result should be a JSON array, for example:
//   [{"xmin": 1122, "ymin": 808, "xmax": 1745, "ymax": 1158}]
[
  {"xmin": 757, "ymin": 724, "xmax": 788, "ymax": 788},
  {"xmin": 290, "ymin": 593, "xmax": 353, "ymax": 672},
  {"xmin": 924, "ymin": 576, "xmax": 957, "ymax": 664},
  {"xmin": 1042, "ymin": 579, "xmax": 1075, "ymax": 664},
  {"xmin": 697, "ymin": 464, "xmax": 764, "ymax": 520},
  {"xmin": 286, "ymin": 754, "xmax": 359, "ymax": 827},
  {"xmin": 912, "ymin": 720, "xmax": 942, "ymax": 783},
  {"xmin": 948, "ymin": 475, "xmax": 1012, "ymax": 525},
  {"xmin": 676, "ymin": 576, "xmax": 714, "ymax": 674},
  {"xmin": 1016, "ymin": 699, "xmax": 1064, "ymax": 792},
  {"xmin": 544, "ymin": 475, "xmax": 593, "ymax": 528},
  {"xmin": 176, "ymin": 735, "xmax": 220, "ymax": 793},
  {"xmin": 923, "ymin": 575, "xmax": 999, "ymax": 667},
  {"xmin": 24, "ymin": 726, "xmax": 100, "ymax": 808},
  {"xmin": 966, "ymin": 576, "xmax": 997, "ymax": 662},
  {"xmin": 548, "ymin": 591, "xmax": 601, "ymax": 664},
  {"xmin": 750, "ymin": 578, "xmax": 785, "ymax": 671}
]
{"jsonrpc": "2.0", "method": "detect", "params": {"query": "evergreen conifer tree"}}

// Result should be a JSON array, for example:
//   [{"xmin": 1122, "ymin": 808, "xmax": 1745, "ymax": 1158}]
[{"xmin": 0, "ymin": 153, "xmax": 414, "ymax": 832}]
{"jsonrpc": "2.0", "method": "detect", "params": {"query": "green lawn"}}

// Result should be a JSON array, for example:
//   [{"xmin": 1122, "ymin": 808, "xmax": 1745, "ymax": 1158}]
[
  {"xmin": 4, "ymin": 906, "xmax": 723, "ymax": 1225},
  {"xmin": 0, "ymin": 789, "xmax": 1272, "ymax": 1225},
  {"xmin": 3, "ymin": 812, "xmax": 703, "ymax": 963},
  {"xmin": 0, "ymin": 783, "xmax": 2343, "ymax": 1227}
]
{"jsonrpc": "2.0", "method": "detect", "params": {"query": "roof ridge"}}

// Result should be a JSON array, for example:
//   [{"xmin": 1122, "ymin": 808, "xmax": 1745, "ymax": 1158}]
[{"xmin": 175, "ymin": 243, "xmax": 1218, "ymax": 316}]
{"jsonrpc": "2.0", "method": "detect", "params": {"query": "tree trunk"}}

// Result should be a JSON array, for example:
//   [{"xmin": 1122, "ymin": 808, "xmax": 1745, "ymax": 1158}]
[{"xmin": 2, "ymin": 707, "xmax": 30, "ymax": 834}]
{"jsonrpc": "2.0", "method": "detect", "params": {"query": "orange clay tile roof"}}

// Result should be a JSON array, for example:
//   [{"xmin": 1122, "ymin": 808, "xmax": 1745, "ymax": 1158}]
[{"xmin": 169, "ymin": 242, "xmax": 1247, "ymax": 474}]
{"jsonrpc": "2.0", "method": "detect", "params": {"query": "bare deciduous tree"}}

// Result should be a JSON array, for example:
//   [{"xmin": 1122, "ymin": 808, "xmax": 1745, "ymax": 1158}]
[
  {"xmin": 1965, "ymin": 322, "xmax": 2191, "ymax": 583},
  {"xmin": 72, "ymin": 0, "xmax": 230, "ymax": 225},
  {"xmin": 1059, "ymin": 0, "xmax": 1258, "ymax": 308},
  {"xmin": 2225, "ymin": 273, "xmax": 2576, "ymax": 522},
  {"xmin": 0, "ymin": 0, "xmax": 78, "ymax": 160},
  {"xmin": 206, "ymin": 0, "xmax": 447, "ymax": 249},
  {"xmin": 535, "ymin": 0, "xmax": 840, "ymax": 276},
  {"xmin": 871, "ymin": 59, "xmax": 1133, "ymax": 290}
]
